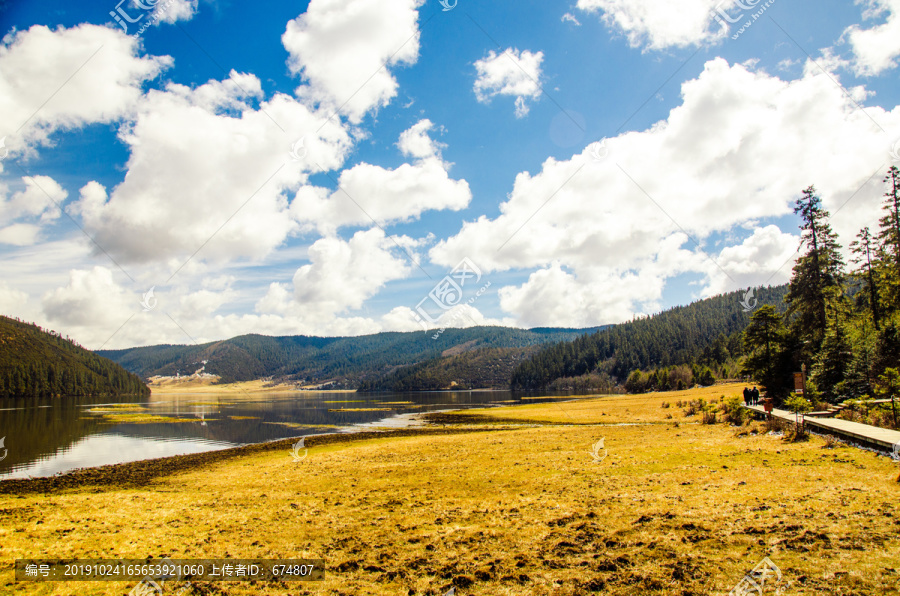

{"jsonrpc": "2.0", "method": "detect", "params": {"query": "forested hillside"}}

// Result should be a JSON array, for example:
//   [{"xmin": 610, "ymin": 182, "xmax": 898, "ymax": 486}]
[
  {"xmin": 509, "ymin": 285, "xmax": 789, "ymax": 391},
  {"xmin": 99, "ymin": 326, "xmax": 603, "ymax": 386},
  {"xmin": 0, "ymin": 316, "xmax": 149, "ymax": 398},
  {"xmin": 357, "ymin": 347, "xmax": 537, "ymax": 391},
  {"xmin": 741, "ymin": 172, "xmax": 900, "ymax": 412}
]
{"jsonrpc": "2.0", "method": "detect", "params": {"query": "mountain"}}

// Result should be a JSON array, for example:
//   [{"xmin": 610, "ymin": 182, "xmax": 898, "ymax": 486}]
[
  {"xmin": 0, "ymin": 316, "xmax": 150, "ymax": 398},
  {"xmin": 98, "ymin": 326, "xmax": 607, "ymax": 387},
  {"xmin": 357, "ymin": 346, "xmax": 539, "ymax": 391},
  {"xmin": 510, "ymin": 285, "xmax": 790, "ymax": 390}
]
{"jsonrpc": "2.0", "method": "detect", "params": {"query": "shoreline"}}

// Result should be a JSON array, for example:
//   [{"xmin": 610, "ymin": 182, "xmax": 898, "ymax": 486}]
[
  {"xmin": 0, "ymin": 422, "xmax": 509, "ymax": 496},
  {"xmin": 3, "ymin": 384, "xmax": 898, "ymax": 595}
]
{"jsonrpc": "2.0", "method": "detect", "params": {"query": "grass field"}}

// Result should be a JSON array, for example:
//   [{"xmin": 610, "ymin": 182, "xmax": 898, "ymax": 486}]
[
  {"xmin": 2, "ymin": 383, "xmax": 898, "ymax": 595},
  {"xmin": 147, "ymin": 377, "xmax": 355, "ymax": 394}
]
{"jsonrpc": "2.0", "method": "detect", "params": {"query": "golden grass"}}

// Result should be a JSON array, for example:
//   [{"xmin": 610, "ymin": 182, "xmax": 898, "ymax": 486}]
[
  {"xmin": 149, "ymin": 378, "xmax": 357, "ymax": 395},
  {"xmin": 462, "ymin": 383, "xmax": 744, "ymax": 425},
  {"xmin": 263, "ymin": 422, "xmax": 339, "ymax": 430},
  {"xmin": 2, "ymin": 384, "xmax": 898, "ymax": 595},
  {"xmin": 322, "ymin": 400, "xmax": 372, "ymax": 404},
  {"xmin": 86, "ymin": 405, "xmax": 195, "ymax": 424}
]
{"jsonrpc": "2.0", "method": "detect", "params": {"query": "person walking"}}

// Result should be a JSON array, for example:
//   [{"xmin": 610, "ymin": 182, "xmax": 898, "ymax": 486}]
[
  {"xmin": 751, "ymin": 386, "xmax": 760, "ymax": 405},
  {"xmin": 743, "ymin": 387, "xmax": 751, "ymax": 406}
]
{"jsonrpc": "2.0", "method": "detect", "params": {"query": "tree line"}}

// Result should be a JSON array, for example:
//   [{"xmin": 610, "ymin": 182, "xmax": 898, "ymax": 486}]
[
  {"xmin": 509, "ymin": 286, "xmax": 789, "ymax": 391},
  {"xmin": 742, "ymin": 167, "xmax": 900, "ymax": 403},
  {"xmin": 0, "ymin": 316, "xmax": 149, "ymax": 398}
]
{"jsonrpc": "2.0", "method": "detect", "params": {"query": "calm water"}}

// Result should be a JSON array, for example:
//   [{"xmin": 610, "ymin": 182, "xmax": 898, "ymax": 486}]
[{"xmin": 0, "ymin": 390, "xmax": 573, "ymax": 479}]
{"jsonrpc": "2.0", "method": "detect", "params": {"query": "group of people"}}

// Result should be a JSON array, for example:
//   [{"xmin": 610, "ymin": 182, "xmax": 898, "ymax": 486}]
[{"xmin": 743, "ymin": 386, "xmax": 761, "ymax": 405}]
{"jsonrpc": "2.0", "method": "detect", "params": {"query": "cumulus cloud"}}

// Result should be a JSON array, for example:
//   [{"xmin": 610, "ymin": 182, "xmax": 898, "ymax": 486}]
[
  {"xmin": 0, "ymin": 175, "xmax": 65, "ymax": 222},
  {"xmin": 42, "ymin": 266, "xmax": 135, "ymax": 329},
  {"xmin": 0, "ymin": 175, "xmax": 67, "ymax": 245},
  {"xmin": 397, "ymin": 119, "xmax": 445, "ymax": 160},
  {"xmin": 255, "ymin": 229, "xmax": 418, "ymax": 330},
  {"xmin": 473, "ymin": 48, "xmax": 544, "ymax": 118},
  {"xmin": 561, "ymin": 12, "xmax": 582, "ymax": 26},
  {"xmin": 155, "ymin": 0, "xmax": 200, "ymax": 24},
  {"xmin": 291, "ymin": 120, "xmax": 470, "ymax": 233},
  {"xmin": 843, "ymin": 0, "xmax": 900, "ymax": 75},
  {"xmin": 282, "ymin": 0, "xmax": 423, "ymax": 123},
  {"xmin": 0, "ymin": 223, "xmax": 42, "ymax": 246},
  {"xmin": 70, "ymin": 73, "xmax": 353, "ymax": 264},
  {"xmin": 0, "ymin": 282, "xmax": 29, "ymax": 316},
  {"xmin": 498, "ymin": 263, "xmax": 668, "ymax": 328},
  {"xmin": 575, "ymin": 0, "xmax": 734, "ymax": 50},
  {"xmin": 434, "ymin": 58, "xmax": 900, "ymax": 327},
  {"xmin": 0, "ymin": 24, "xmax": 171, "ymax": 155},
  {"xmin": 701, "ymin": 225, "xmax": 798, "ymax": 296}
]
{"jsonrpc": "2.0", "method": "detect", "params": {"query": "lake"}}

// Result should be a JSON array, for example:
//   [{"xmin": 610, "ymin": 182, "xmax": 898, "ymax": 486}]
[{"xmin": 0, "ymin": 390, "xmax": 576, "ymax": 479}]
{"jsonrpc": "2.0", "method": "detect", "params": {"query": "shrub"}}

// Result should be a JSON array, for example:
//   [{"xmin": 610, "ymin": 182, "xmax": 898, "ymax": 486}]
[
  {"xmin": 821, "ymin": 435, "xmax": 841, "ymax": 449},
  {"xmin": 764, "ymin": 418, "xmax": 785, "ymax": 433},
  {"xmin": 683, "ymin": 398, "xmax": 705, "ymax": 417},
  {"xmin": 661, "ymin": 401, "xmax": 670, "ymax": 409},
  {"xmin": 721, "ymin": 396, "xmax": 748, "ymax": 425},
  {"xmin": 783, "ymin": 426, "xmax": 809, "ymax": 442}
]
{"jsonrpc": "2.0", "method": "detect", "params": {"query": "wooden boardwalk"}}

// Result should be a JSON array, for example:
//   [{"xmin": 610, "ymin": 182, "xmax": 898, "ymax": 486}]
[{"xmin": 744, "ymin": 404, "xmax": 900, "ymax": 452}]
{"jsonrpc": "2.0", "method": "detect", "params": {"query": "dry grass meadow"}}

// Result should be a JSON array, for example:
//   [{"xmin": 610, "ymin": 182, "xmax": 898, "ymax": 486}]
[{"xmin": 2, "ymin": 383, "xmax": 899, "ymax": 595}]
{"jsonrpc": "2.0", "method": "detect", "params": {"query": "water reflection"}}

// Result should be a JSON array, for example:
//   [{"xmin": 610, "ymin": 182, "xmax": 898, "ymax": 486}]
[{"xmin": 0, "ymin": 390, "xmax": 579, "ymax": 479}]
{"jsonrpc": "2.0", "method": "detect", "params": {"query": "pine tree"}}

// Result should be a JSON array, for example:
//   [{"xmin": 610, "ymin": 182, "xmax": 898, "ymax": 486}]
[
  {"xmin": 850, "ymin": 226, "xmax": 881, "ymax": 331},
  {"xmin": 741, "ymin": 305, "xmax": 792, "ymax": 398},
  {"xmin": 814, "ymin": 302, "xmax": 853, "ymax": 402},
  {"xmin": 877, "ymin": 166, "xmax": 900, "ymax": 312},
  {"xmin": 784, "ymin": 186, "xmax": 845, "ymax": 364}
]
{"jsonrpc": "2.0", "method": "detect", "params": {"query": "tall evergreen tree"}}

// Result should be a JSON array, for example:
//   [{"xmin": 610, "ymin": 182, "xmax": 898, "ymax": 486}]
[
  {"xmin": 877, "ymin": 166, "xmax": 900, "ymax": 312},
  {"xmin": 850, "ymin": 226, "xmax": 881, "ymax": 331},
  {"xmin": 784, "ymin": 185, "xmax": 845, "ymax": 364},
  {"xmin": 741, "ymin": 305, "xmax": 792, "ymax": 398},
  {"xmin": 814, "ymin": 302, "xmax": 853, "ymax": 402}
]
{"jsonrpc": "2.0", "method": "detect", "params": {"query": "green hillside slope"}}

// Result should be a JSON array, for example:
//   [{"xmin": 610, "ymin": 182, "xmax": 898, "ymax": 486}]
[
  {"xmin": 510, "ymin": 285, "xmax": 789, "ymax": 390},
  {"xmin": 98, "ymin": 326, "xmax": 605, "ymax": 387},
  {"xmin": 357, "ymin": 347, "xmax": 539, "ymax": 391},
  {"xmin": 0, "ymin": 316, "xmax": 150, "ymax": 398}
]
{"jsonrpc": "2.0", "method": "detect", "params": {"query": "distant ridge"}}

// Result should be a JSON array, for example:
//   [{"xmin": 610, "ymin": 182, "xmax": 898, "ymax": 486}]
[
  {"xmin": 97, "ymin": 326, "xmax": 602, "ymax": 388},
  {"xmin": 0, "ymin": 315, "xmax": 150, "ymax": 398},
  {"xmin": 510, "ymin": 285, "xmax": 790, "ymax": 390}
]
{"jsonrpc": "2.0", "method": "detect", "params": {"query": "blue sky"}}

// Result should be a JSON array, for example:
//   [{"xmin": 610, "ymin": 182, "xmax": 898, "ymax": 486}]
[{"xmin": 1, "ymin": 0, "xmax": 899, "ymax": 349}]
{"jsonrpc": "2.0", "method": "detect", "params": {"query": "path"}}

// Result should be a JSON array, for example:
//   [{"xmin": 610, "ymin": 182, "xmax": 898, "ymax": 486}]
[{"xmin": 744, "ymin": 404, "xmax": 900, "ymax": 451}]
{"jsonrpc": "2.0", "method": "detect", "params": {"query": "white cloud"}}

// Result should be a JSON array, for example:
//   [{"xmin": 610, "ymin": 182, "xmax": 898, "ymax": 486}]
[
  {"xmin": 0, "ymin": 282, "xmax": 29, "ymax": 316},
  {"xmin": 291, "ymin": 158, "xmax": 471, "ymax": 233},
  {"xmin": 291, "ymin": 120, "xmax": 470, "ymax": 233},
  {"xmin": 701, "ymin": 225, "xmax": 799, "ymax": 296},
  {"xmin": 70, "ymin": 73, "xmax": 353, "ymax": 264},
  {"xmin": 282, "ymin": 0, "xmax": 423, "ymax": 123},
  {"xmin": 0, "ymin": 175, "xmax": 66, "ymax": 222},
  {"xmin": 434, "ymin": 58, "xmax": 900, "ymax": 327},
  {"xmin": 0, "ymin": 24, "xmax": 171, "ymax": 155},
  {"xmin": 258, "ymin": 229, "xmax": 413, "ymax": 318},
  {"xmin": 561, "ymin": 12, "xmax": 582, "ymax": 26},
  {"xmin": 0, "ymin": 175, "xmax": 67, "ymax": 245},
  {"xmin": 473, "ymin": 48, "xmax": 544, "ymax": 118},
  {"xmin": 844, "ymin": 0, "xmax": 900, "ymax": 76},
  {"xmin": 42, "ymin": 266, "xmax": 135, "ymax": 329},
  {"xmin": 575, "ymin": 0, "xmax": 732, "ymax": 50},
  {"xmin": 498, "ymin": 263, "xmax": 667, "ymax": 328},
  {"xmin": 397, "ymin": 119, "xmax": 444, "ymax": 160},
  {"xmin": 155, "ymin": 0, "xmax": 200, "ymax": 24},
  {"xmin": 0, "ymin": 223, "xmax": 41, "ymax": 246}
]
